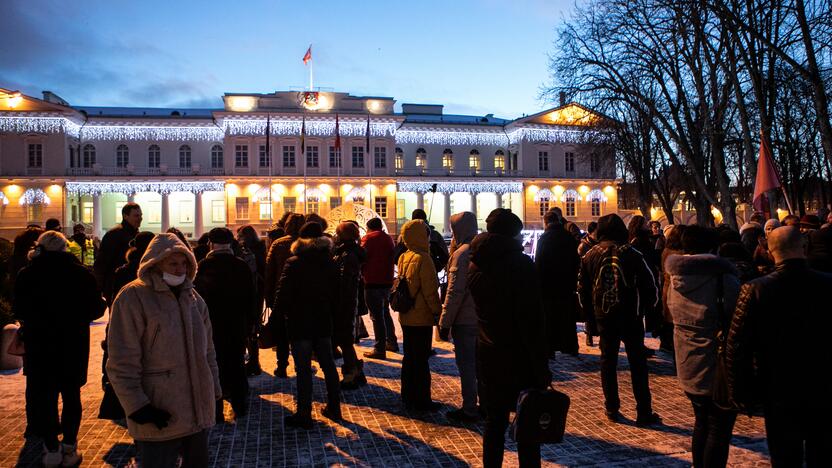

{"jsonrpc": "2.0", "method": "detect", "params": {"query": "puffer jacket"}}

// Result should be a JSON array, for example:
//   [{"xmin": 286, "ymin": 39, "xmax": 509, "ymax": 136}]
[
  {"xmin": 107, "ymin": 233, "xmax": 221, "ymax": 442},
  {"xmin": 665, "ymin": 254, "xmax": 740, "ymax": 396},
  {"xmin": 726, "ymin": 259, "xmax": 832, "ymax": 413},
  {"xmin": 274, "ymin": 236, "xmax": 339, "ymax": 340},
  {"xmin": 439, "ymin": 212, "xmax": 478, "ymax": 328},
  {"xmin": 397, "ymin": 220, "xmax": 441, "ymax": 327}
]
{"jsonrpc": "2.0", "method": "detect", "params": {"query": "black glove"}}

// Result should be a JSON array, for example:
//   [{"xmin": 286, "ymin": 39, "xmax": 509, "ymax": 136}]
[
  {"xmin": 129, "ymin": 404, "xmax": 171, "ymax": 429},
  {"xmin": 438, "ymin": 327, "xmax": 451, "ymax": 341}
]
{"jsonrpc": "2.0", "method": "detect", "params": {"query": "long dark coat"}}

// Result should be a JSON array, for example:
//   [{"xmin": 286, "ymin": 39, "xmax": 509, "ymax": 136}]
[
  {"xmin": 14, "ymin": 251, "xmax": 106, "ymax": 386},
  {"xmin": 534, "ymin": 223, "xmax": 580, "ymax": 354},
  {"xmin": 468, "ymin": 232, "xmax": 551, "ymax": 411},
  {"xmin": 93, "ymin": 220, "xmax": 138, "ymax": 304},
  {"xmin": 332, "ymin": 240, "xmax": 366, "ymax": 342},
  {"xmin": 194, "ymin": 249, "xmax": 256, "ymax": 349}
]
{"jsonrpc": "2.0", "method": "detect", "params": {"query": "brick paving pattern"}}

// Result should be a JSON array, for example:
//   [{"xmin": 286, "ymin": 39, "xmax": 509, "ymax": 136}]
[{"xmin": 1, "ymin": 318, "xmax": 770, "ymax": 467}]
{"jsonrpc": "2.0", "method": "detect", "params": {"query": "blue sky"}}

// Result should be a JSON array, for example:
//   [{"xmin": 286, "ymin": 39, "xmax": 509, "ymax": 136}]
[{"xmin": 2, "ymin": 0, "xmax": 578, "ymax": 119}]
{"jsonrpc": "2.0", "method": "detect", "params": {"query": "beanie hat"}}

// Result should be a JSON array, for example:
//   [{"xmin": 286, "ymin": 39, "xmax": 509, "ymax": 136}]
[
  {"xmin": 299, "ymin": 221, "xmax": 324, "ymax": 239},
  {"xmin": 208, "ymin": 227, "xmax": 234, "ymax": 244},
  {"xmin": 485, "ymin": 208, "xmax": 523, "ymax": 237},
  {"xmin": 35, "ymin": 230, "xmax": 68, "ymax": 252}
]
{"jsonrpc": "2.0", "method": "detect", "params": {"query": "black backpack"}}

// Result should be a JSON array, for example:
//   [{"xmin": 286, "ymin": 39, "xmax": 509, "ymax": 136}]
[
  {"xmin": 389, "ymin": 276, "xmax": 415, "ymax": 313},
  {"xmin": 591, "ymin": 244, "xmax": 631, "ymax": 316}
]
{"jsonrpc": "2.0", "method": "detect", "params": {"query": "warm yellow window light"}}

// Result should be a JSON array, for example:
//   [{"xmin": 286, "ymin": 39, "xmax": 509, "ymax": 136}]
[
  {"xmin": 547, "ymin": 105, "xmax": 598, "ymax": 126},
  {"xmin": 226, "ymin": 96, "xmax": 257, "ymax": 112}
]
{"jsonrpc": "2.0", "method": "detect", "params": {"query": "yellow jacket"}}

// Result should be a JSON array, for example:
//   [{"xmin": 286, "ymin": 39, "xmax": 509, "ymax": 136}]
[{"xmin": 396, "ymin": 220, "xmax": 441, "ymax": 327}]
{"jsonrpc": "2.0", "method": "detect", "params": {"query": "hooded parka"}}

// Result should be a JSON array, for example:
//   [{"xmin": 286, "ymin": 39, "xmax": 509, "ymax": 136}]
[
  {"xmin": 439, "ymin": 212, "xmax": 478, "ymax": 328},
  {"xmin": 396, "ymin": 220, "xmax": 442, "ymax": 327}
]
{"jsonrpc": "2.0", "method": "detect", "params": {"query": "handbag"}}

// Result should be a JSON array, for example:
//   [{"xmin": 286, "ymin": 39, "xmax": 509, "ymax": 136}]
[
  {"xmin": 711, "ymin": 274, "xmax": 737, "ymax": 411},
  {"xmin": 389, "ymin": 276, "xmax": 415, "ymax": 314},
  {"xmin": 257, "ymin": 308, "xmax": 275, "ymax": 349},
  {"xmin": 509, "ymin": 385, "xmax": 570, "ymax": 444},
  {"xmin": 6, "ymin": 326, "xmax": 25, "ymax": 356}
]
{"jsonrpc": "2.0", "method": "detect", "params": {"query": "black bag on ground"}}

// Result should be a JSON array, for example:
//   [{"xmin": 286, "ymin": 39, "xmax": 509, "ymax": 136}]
[
  {"xmin": 389, "ymin": 276, "xmax": 415, "ymax": 313},
  {"xmin": 509, "ymin": 385, "xmax": 570, "ymax": 444}
]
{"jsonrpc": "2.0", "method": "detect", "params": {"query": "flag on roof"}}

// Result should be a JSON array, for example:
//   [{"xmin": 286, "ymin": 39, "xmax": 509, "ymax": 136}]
[{"xmin": 302, "ymin": 46, "xmax": 312, "ymax": 65}]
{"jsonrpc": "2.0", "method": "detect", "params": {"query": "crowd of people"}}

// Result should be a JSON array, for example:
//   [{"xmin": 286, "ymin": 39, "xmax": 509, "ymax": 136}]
[{"xmin": 3, "ymin": 200, "xmax": 831, "ymax": 467}]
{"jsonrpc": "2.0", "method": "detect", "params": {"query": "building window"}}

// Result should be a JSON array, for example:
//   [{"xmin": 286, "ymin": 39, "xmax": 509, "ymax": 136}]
[
  {"xmin": 591, "ymin": 198, "xmax": 601, "ymax": 217},
  {"xmin": 375, "ymin": 197, "xmax": 388, "ymax": 218},
  {"xmin": 442, "ymin": 149, "xmax": 453, "ymax": 171},
  {"xmin": 590, "ymin": 153, "xmax": 600, "ymax": 173},
  {"xmin": 565, "ymin": 151, "xmax": 575, "ymax": 172},
  {"xmin": 114, "ymin": 144, "xmax": 129, "ymax": 168},
  {"xmin": 352, "ymin": 146, "xmax": 365, "ymax": 168},
  {"xmin": 306, "ymin": 195, "xmax": 320, "ymax": 214},
  {"xmin": 538, "ymin": 151, "xmax": 549, "ymax": 172},
  {"xmin": 330, "ymin": 196, "xmax": 342, "ymax": 210},
  {"xmin": 494, "ymin": 150, "xmax": 505, "ymax": 171},
  {"xmin": 235, "ymin": 197, "xmax": 250, "ymax": 220},
  {"xmin": 211, "ymin": 144, "xmax": 223, "ymax": 168},
  {"xmin": 469, "ymin": 149, "xmax": 480, "ymax": 172},
  {"xmin": 82, "ymin": 144, "xmax": 96, "ymax": 168},
  {"xmin": 329, "ymin": 146, "xmax": 341, "ymax": 168},
  {"xmin": 539, "ymin": 196, "xmax": 550, "ymax": 218},
  {"xmin": 28, "ymin": 143, "xmax": 43, "ymax": 168},
  {"xmin": 306, "ymin": 146, "xmax": 319, "ymax": 168},
  {"xmin": 394, "ymin": 148, "xmax": 404, "ymax": 170},
  {"xmin": 69, "ymin": 146, "xmax": 78, "ymax": 168},
  {"xmin": 259, "ymin": 201, "xmax": 272, "ymax": 220},
  {"xmin": 564, "ymin": 191, "xmax": 578, "ymax": 217},
  {"xmin": 211, "ymin": 200, "xmax": 226, "ymax": 222},
  {"xmin": 259, "ymin": 144, "xmax": 270, "ymax": 167},
  {"xmin": 148, "ymin": 145, "xmax": 160, "ymax": 168},
  {"xmin": 235, "ymin": 144, "xmax": 249, "ymax": 168},
  {"xmin": 416, "ymin": 148, "xmax": 426, "ymax": 168},
  {"xmin": 374, "ymin": 146, "xmax": 386, "ymax": 169},
  {"xmin": 179, "ymin": 145, "xmax": 192, "ymax": 168},
  {"xmin": 283, "ymin": 196, "xmax": 297, "ymax": 214},
  {"xmin": 282, "ymin": 146, "xmax": 296, "ymax": 168},
  {"xmin": 82, "ymin": 202, "xmax": 94, "ymax": 223}
]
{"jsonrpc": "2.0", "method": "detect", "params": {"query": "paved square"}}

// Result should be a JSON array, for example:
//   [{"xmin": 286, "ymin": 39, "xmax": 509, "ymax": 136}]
[{"xmin": 1, "ymin": 316, "xmax": 769, "ymax": 467}]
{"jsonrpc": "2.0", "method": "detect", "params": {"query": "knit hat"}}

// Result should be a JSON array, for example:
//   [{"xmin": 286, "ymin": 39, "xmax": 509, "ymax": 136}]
[
  {"xmin": 485, "ymin": 208, "xmax": 523, "ymax": 237},
  {"xmin": 208, "ymin": 227, "xmax": 234, "ymax": 244},
  {"xmin": 35, "ymin": 230, "xmax": 68, "ymax": 252},
  {"xmin": 299, "ymin": 221, "xmax": 324, "ymax": 239}
]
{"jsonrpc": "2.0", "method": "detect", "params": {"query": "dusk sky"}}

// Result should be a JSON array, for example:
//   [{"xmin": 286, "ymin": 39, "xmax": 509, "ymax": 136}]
[{"xmin": 2, "ymin": 0, "xmax": 578, "ymax": 119}]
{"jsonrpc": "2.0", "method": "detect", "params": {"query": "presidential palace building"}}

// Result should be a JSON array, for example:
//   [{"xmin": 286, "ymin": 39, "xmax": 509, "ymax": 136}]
[{"xmin": 0, "ymin": 87, "xmax": 619, "ymax": 240}]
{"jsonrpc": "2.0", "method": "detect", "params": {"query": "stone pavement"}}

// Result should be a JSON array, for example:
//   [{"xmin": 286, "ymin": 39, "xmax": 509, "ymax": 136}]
[{"xmin": 1, "ymin": 317, "xmax": 770, "ymax": 467}]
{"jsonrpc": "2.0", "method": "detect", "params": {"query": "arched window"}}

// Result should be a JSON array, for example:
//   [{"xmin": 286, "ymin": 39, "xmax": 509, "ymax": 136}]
[
  {"xmin": 82, "ymin": 144, "xmax": 96, "ymax": 168},
  {"xmin": 416, "ymin": 148, "xmax": 427, "ymax": 169},
  {"xmin": 394, "ymin": 147, "xmax": 404, "ymax": 170},
  {"xmin": 442, "ymin": 149, "xmax": 454, "ymax": 171},
  {"xmin": 561, "ymin": 189, "xmax": 581, "ymax": 218},
  {"xmin": 179, "ymin": 145, "xmax": 192, "ymax": 168},
  {"xmin": 534, "ymin": 188, "xmax": 553, "ymax": 218},
  {"xmin": 588, "ymin": 189, "xmax": 607, "ymax": 217},
  {"xmin": 20, "ymin": 188, "xmax": 50, "ymax": 223},
  {"xmin": 116, "ymin": 144, "xmax": 129, "ymax": 168},
  {"xmin": 494, "ymin": 150, "xmax": 505, "ymax": 172},
  {"xmin": 469, "ymin": 149, "xmax": 480, "ymax": 172},
  {"xmin": 148, "ymin": 144, "xmax": 160, "ymax": 168},
  {"xmin": 211, "ymin": 144, "xmax": 223, "ymax": 169}
]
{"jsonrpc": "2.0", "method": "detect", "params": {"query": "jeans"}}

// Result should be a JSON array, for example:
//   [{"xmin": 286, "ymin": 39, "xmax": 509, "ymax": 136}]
[
  {"xmin": 137, "ymin": 430, "xmax": 208, "ymax": 468},
  {"xmin": 401, "ymin": 325, "xmax": 432, "ymax": 406},
  {"xmin": 365, "ymin": 287, "xmax": 396, "ymax": 351},
  {"xmin": 25, "ymin": 375, "xmax": 82, "ymax": 451},
  {"xmin": 597, "ymin": 315, "xmax": 653, "ymax": 416},
  {"xmin": 687, "ymin": 393, "xmax": 737, "ymax": 467},
  {"xmin": 290, "ymin": 338, "xmax": 340, "ymax": 415},
  {"xmin": 482, "ymin": 403, "xmax": 541, "ymax": 468},
  {"xmin": 764, "ymin": 405, "xmax": 829, "ymax": 467},
  {"xmin": 452, "ymin": 324, "xmax": 479, "ymax": 415}
]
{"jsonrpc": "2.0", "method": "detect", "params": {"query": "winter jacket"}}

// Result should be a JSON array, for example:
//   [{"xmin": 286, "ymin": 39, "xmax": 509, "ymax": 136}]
[
  {"xmin": 396, "ymin": 220, "xmax": 442, "ymax": 327},
  {"xmin": 807, "ymin": 226, "xmax": 832, "ymax": 273},
  {"xmin": 112, "ymin": 254, "xmax": 141, "ymax": 303},
  {"xmin": 361, "ymin": 229, "xmax": 395, "ymax": 288},
  {"xmin": 660, "ymin": 247, "xmax": 683, "ymax": 322},
  {"xmin": 665, "ymin": 254, "xmax": 740, "ymax": 396},
  {"xmin": 535, "ymin": 222, "xmax": 580, "ymax": 352},
  {"xmin": 579, "ymin": 240, "xmax": 659, "ymax": 326},
  {"xmin": 333, "ymin": 240, "xmax": 366, "ymax": 341},
  {"xmin": 264, "ymin": 234, "xmax": 297, "ymax": 307},
  {"xmin": 469, "ymin": 232, "xmax": 551, "ymax": 411},
  {"xmin": 726, "ymin": 259, "xmax": 832, "ymax": 414},
  {"xmin": 107, "ymin": 234, "xmax": 221, "ymax": 442},
  {"xmin": 578, "ymin": 235, "xmax": 598, "ymax": 257},
  {"xmin": 439, "ymin": 212, "xmax": 478, "ymax": 328},
  {"xmin": 394, "ymin": 224, "xmax": 450, "ymax": 274},
  {"xmin": 194, "ymin": 247, "xmax": 256, "ymax": 350},
  {"xmin": 242, "ymin": 238, "xmax": 267, "ymax": 304},
  {"xmin": 94, "ymin": 220, "xmax": 138, "ymax": 303},
  {"xmin": 274, "ymin": 236, "xmax": 339, "ymax": 341},
  {"xmin": 13, "ymin": 251, "xmax": 106, "ymax": 387}
]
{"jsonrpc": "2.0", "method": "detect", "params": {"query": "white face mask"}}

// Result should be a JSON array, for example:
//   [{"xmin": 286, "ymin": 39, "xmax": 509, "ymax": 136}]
[{"xmin": 162, "ymin": 272, "xmax": 186, "ymax": 286}]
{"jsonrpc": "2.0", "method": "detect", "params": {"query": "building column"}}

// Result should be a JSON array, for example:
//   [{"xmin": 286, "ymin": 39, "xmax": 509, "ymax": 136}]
[
  {"xmin": 193, "ymin": 191, "xmax": 204, "ymax": 238},
  {"xmin": 495, "ymin": 192, "xmax": 503, "ymax": 210},
  {"xmin": 92, "ymin": 193, "xmax": 102, "ymax": 238},
  {"xmin": 469, "ymin": 192, "xmax": 478, "ymax": 220},
  {"xmin": 443, "ymin": 192, "xmax": 451, "ymax": 236},
  {"xmin": 161, "ymin": 193, "xmax": 170, "ymax": 232},
  {"xmin": 416, "ymin": 191, "xmax": 425, "ymax": 212}
]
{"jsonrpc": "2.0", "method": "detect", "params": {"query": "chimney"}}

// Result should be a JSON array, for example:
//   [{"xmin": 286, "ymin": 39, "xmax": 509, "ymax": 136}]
[{"xmin": 559, "ymin": 91, "xmax": 567, "ymax": 106}]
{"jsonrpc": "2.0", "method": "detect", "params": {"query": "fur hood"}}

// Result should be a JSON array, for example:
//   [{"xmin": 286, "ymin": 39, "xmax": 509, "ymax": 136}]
[
  {"xmin": 137, "ymin": 233, "xmax": 198, "ymax": 285},
  {"xmin": 665, "ymin": 253, "xmax": 738, "ymax": 294},
  {"xmin": 290, "ymin": 235, "xmax": 333, "ymax": 256}
]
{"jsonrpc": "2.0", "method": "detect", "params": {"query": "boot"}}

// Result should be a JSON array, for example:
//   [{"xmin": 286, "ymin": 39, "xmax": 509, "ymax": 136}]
[{"xmin": 340, "ymin": 360, "xmax": 367, "ymax": 390}]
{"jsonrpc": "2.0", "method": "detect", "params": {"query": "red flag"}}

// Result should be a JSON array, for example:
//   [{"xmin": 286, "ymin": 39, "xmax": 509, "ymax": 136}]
[
  {"xmin": 752, "ymin": 129, "xmax": 782, "ymax": 212},
  {"xmin": 302, "ymin": 46, "xmax": 312, "ymax": 65}
]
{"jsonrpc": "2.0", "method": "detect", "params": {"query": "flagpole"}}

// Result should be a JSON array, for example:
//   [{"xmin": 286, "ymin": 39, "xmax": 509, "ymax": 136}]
[
  {"xmin": 267, "ymin": 113, "xmax": 272, "ymax": 224},
  {"xmin": 302, "ymin": 115, "xmax": 307, "ymax": 214},
  {"xmin": 336, "ymin": 113, "xmax": 341, "ymax": 206},
  {"xmin": 309, "ymin": 59, "xmax": 314, "ymax": 91},
  {"xmin": 367, "ymin": 113, "xmax": 372, "ymax": 211}
]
